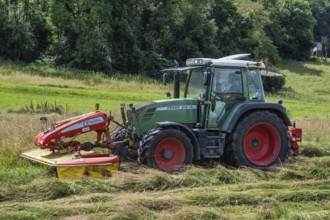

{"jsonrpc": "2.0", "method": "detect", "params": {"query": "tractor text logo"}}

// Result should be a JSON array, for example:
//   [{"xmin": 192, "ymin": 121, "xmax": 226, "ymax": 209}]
[{"xmin": 156, "ymin": 105, "xmax": 197, "ymax": 111}]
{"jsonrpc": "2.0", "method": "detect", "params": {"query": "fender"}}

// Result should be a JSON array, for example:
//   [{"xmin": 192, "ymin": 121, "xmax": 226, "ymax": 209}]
[
  {"xmin": 219, "ymin": 102, "xmax": 292, "ymax": 133},
  {"xmin": 156, "ymin": 121, "xmax": 201, "ymax": 160}
]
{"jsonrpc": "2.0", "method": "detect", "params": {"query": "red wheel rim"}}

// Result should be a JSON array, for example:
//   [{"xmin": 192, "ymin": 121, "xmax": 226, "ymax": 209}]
[
  {"xmin": 154, "ymin": 137, "xmax": 186, "ymax": 171},
  {"xmin": 243, "ymin": 123, "xmax": 281, "ymax": 166}
]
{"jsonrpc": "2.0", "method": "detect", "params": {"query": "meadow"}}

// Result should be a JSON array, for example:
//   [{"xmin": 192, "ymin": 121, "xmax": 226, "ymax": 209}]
[{"xmin": 0, "ymin": 60, "xmax": 330, "ymax": 219}]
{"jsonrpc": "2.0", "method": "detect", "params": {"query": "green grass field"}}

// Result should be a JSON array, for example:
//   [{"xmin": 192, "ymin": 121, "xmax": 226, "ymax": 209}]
[
  {"xmin": 0, "ymin": 60, "xmax": 330, "ymax": 219},
  {"xmin": 267, "ymin": 60, "xmax": 330, "ymax": 119},
  {"xmin": 0, "ymin": 61, "xmax": 166, "ymax": 113}
]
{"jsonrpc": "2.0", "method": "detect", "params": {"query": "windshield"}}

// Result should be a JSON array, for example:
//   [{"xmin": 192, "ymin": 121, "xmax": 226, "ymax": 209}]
[
  {"xmin": 247, "ymin": 69, "xmax": 265, "ymax": 101},
  {"xmin": 185, "ymin": 68, "xmax": 205, "ymax": 98}
]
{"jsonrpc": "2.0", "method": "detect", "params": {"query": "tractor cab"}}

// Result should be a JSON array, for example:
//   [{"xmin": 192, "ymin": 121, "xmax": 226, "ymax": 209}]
[{"xmin": 161, "ymin": 54, "xmax": 266, "ymax": 129}]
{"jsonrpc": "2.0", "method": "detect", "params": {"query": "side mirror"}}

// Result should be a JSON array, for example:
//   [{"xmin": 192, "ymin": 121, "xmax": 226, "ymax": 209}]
[{"xmin": 163, "ymin": 73, "xmax": 167, "ymax": 85}]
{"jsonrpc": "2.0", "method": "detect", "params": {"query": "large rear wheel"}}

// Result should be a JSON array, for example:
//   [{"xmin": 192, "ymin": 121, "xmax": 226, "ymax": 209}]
[
  {"xmin": 141, "ymin": 128, "xmax": 193, "ymax": 172},
  {"xmin": 226, "ymin": 111, "xmax": 290, "ymax": 169}
]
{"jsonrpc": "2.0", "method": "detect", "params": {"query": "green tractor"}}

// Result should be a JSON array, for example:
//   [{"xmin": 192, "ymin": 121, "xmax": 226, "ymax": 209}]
[
  {"xmin": 113, "ymin": 54, "xmax": 301, "ymax": 171},
  {"xmin": 28, "ymin": 54, "xmax": 302, "ymax": 176}
]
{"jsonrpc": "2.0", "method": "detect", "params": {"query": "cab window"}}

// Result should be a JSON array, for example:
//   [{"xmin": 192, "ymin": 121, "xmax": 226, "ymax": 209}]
[
  {"xmin": 212, "ymin": 68, "xmax": 242, "ymax": 94},
  {"xmin": 185, "ymin": 68, "xmax": 205, "ymax": 98},
  {"xmin": 247, "ymin": 69, "xmax": 265, "ymax": 101}
]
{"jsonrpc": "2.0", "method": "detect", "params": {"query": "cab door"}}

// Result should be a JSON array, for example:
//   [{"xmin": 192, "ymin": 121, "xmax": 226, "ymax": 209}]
[{"xmin": 207, "ymin": 68, "xmax": 243, "ymax": 128}]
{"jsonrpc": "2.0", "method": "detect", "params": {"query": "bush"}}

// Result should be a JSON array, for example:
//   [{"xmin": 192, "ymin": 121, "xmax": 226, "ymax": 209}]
[{"xmin": 261, "ymin": 71, "xmax": 286, "ymax": 92}]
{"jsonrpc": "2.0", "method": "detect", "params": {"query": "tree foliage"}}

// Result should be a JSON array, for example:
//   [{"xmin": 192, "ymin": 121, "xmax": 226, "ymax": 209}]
[
  {"xmin": 0, "ymin": 0, "xmax": 51, "ymax": 62},
  {"xmin": 262, "ymin": 0, "xmax": 316, "ymax": 60},
  {"xmin": 309, "ymin": 0, "xmax": 330, "ymax": 55},
  {"xmin": 0, "ymin": 0, "xmax": 328, "ymax": 76},
  {"xmin": 50, "ymin": 0, "xmax": 113, "ymax": 72}
]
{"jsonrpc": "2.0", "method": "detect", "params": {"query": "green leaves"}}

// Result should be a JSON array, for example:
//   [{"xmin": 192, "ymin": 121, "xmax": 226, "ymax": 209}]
[
  {"xmin": 0, "ymin": 0, "xmax": 51, "ymax": 62},
  {"xmin": 0, "ymin": 0, "xmax": 328, "ymax": 77},
  {"xmin": 263, "ymin": 0, "xmax": 316, "ymax": 60}
]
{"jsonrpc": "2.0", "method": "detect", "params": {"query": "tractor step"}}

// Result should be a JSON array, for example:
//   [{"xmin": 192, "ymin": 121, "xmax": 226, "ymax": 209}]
[
  {"xmin": 200, "ymin": 133, "xmax": 225, "ymax": 158},
  {"xmin": 22, "ymin": 148, "xmax": 119, "ymax": 179}
]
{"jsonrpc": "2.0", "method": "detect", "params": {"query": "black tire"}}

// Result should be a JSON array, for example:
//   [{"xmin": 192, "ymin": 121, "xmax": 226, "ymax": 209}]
[
  {"xmin": 111, "ymin": 127, "xmax": 126, "ymax": 142},
  {"xmin": 225, "ymin": 111, "xmax": 290, "ymax": 169},
  {"xmin": 110, "ymin": 127, "xmax": 128, "ymax": 159},
  {"xmin": 140, "ymin": 128, "xmax": 193, "ymax": 172}
]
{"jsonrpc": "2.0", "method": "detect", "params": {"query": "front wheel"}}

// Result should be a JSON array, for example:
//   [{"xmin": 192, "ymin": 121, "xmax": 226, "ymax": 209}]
[
  {"xmin": 226, "ymin": 111, "xmax": 290, "ymax": 169},
  {"xmin": 140, "ymin": 128, "xmax": 193, "ymax": 172}
]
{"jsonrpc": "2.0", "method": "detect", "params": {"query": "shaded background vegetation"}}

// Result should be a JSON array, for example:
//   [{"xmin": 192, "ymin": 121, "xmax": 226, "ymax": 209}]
[{"xmin": 0, "ymin": 0, "xmax": 329, "ymax": 77}]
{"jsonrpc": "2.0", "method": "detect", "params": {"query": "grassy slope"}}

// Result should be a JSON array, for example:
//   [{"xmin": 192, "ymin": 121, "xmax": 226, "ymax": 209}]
[
  {"xmin": 267, "ymin": 60, "xmax": 330, "ymax": 119},
  {"xmin": 0, "ymin": 60, "xmax": 330, "ymax": 219},
  {"xmin": 0, "ymin": 61, "xmax": 169, "ymax": 113}
]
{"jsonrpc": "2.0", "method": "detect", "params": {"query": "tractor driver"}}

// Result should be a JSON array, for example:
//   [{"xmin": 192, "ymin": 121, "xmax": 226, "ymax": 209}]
[{"xmin": 227, "ymin": 72, "xmax": 242, "ymax": 93}]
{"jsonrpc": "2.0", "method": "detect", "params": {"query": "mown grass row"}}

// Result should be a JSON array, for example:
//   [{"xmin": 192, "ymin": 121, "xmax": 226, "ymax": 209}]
[
  {"xmin": 1, "ymin": 173, "xmax": 329, "ymax": 219},
  {"xmin": 1, "ymin": 153, "xmax": 329, "ymax": 201},
  {"xmin": 0, "ymin": 112, "xmax": 329, "ymax": 219}
]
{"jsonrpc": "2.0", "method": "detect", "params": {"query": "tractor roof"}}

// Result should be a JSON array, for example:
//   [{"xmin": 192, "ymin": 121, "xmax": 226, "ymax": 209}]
[
  {"xmin": 161, "ymin": 54, "xmax": 265, "ymax": 72},
  {"xmin": 186, "ymin": 54, "xmax": 266, "ymax": 69}
]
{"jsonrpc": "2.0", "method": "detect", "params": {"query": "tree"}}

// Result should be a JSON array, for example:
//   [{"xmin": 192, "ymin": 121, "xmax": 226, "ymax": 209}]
[
  {"xmin": 109, "ymin": 0, "xmax": 144, "ymax": 74},
  {"xmin": 132, "ymin": 0, "xmax": 183, "ymax": 76},
  {"xmin": 309, "ymin": 0, "xmax": 330, "ymax": 56},
  {"xmin": 51, "ymin": 0, "xmax": 113, "ymax": 73},
  {"xmin": 170, "ymin": 1, "xmax": 219, "ymax": 61},
  {"xmin": 0, "ymin": 0, "xmax": 51, "ymax": 62},
  {"xmin": 234, "ymin": 0, "xmax": 281, "ymax": 64},
  {"xmin": 210, "ymin": 0, "xmax": 252, "ymax": 57},
  {"xmin": 263, "ymin": 0, "xmax": 316, "ymax": 60},
  {"xmin": 1, "ymin": 0, "xmax": 327, "ymax": 76}
]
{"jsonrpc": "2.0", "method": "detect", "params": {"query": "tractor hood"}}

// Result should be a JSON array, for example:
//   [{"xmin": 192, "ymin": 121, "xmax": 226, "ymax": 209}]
[{"xmin": 129, "ymin": 98, "xmax": 198, "ymax": 137}]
